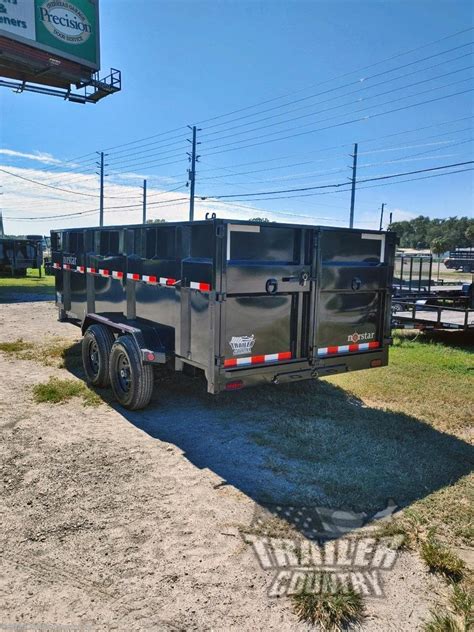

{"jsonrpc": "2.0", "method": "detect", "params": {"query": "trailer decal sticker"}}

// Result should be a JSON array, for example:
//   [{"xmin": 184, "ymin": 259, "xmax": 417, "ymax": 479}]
[
  {"xmin": 347, "ymin": 331, "xmax": 375, "ymax": 343},
  {"xmin": 190, "ymin": 281, "xmax": 211, "ymax": 291},
  {"xmin": 318, "ymin": 341, "xmax": 380, "ymax": 356},
  {"xmin": 224, "ymin": 351, "xmax": 291, "ymax": 368},
  {"xmin": 229, "ymin": 335, "xmax": 256, "ymax": 356}
]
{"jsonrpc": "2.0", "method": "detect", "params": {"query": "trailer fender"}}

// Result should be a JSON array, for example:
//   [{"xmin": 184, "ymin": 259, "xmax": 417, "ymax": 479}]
[{"xmin": 82, "ymin": 314, "xmax": 167, "ymax": 365}]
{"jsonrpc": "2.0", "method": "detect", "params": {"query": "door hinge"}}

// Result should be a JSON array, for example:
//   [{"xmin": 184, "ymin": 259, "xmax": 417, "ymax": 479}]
[
  {"xmin": 216, "ymin": 225, "xmax": 225, "ymax": 238},
  {"xmin": 215, "ymin": 292, "xmax": 226, "ymax": 302}
]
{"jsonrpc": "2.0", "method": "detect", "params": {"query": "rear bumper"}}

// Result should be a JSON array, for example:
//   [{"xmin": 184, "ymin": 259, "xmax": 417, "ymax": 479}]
[{"xmin": 214, "ymin": 347, "xmax": 388, "ymax": 393}]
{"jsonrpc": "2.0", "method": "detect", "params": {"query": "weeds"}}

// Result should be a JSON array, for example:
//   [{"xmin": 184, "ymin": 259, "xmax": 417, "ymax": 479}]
[
  {"xmin": 0, "ymin": 337, "xmax": 81, "ymax": 369},
  {"xmin": 0, "ymin": 339, "xmax": 34, "ymax": 354},
  {"xmin": 292, "ymin": 578, "xmax": 365, "ymax": 630},
  {"xmin": 421, "ymin": 539, "xmax": 465, "ymax": 581},
  {"xmin": 424, "ymin": 583, "xmax": 473, "ymax": 631},
  {"xmin": 32, "ymin": 377, "xmax": 100, "ymax": 407}
]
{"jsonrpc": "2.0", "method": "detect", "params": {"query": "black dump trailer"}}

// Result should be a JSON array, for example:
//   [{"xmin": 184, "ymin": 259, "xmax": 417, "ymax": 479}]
[
  {"xmin": 0, "ymin": 237, "xmax": 43, "ymax": 276},
  {"xmin": 51, "ymin": 219, "xmax": 396, "ymax": 409}
]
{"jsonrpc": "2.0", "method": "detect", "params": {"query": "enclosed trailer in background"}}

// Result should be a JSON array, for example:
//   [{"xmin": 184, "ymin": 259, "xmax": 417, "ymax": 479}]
[{"xmin": 51, "ymin": 219, "xmax": 396, "ymax": 409}]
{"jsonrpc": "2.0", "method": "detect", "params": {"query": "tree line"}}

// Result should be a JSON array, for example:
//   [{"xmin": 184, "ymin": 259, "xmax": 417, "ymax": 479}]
[{"xmin": 389, "ymin": 216, "xmax": 474, "ymax": 252}]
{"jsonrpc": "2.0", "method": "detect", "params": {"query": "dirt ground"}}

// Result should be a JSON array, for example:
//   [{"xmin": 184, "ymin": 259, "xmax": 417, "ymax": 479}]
[{"xmin": 0, "ymin": 300, "xmax": 454, "ymax": 631}]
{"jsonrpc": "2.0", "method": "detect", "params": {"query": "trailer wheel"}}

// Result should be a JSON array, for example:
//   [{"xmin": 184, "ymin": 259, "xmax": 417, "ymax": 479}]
[
  {"xmin": 109, "ymin": 336, "xmax": 154, "ymax": 410},
  {"xmin": 82, "ymin": 324, "xmax": 115, "ymax": 388}
]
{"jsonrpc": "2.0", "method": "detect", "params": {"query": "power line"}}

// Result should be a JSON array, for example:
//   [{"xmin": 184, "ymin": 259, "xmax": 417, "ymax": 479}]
[
  {"xmin": 193, "ymin": 27, "xmax": 474, "ymax": 127},
  {"xmin": 202, "ymin": 77, "xmax": 472, "ymax": 153},
  {"xmin": 106, "ymin": 142, "xmax": 189, "ymax": 167},
  {"xmin": 198, "ymin": 134, "xmax": 472, "ymax": 185},
  {"xmin": 102, "ymin": 126, "xmax": 188, "ymax": 153},
  {"xmin": 202, "ymin": 87, "xmax": 474, "ymax": 157},
  {"xmin": 214, "ymin": 167, "xmax": 473, "ymax": 203},
  {"xmin": 201, "ymin": 160, "xmax": 474, "ymax": 200},
  {"xmin": 6, "ymin": 195, "xmax": 191, "ymax": 221},
  {"xmin": 200, "ymin": 46, "xmax": 474, "ymax": 138},
  {"xmin": 0, "ymin": 168, "xmax": 104, "ymax": 198},
  {"xmin": 195, "ymin": 115, "xmax": 473, "ymax": 174},
  {"xmin": 106, "ymin": 131, "xmax": 189, "ymax": 159}
]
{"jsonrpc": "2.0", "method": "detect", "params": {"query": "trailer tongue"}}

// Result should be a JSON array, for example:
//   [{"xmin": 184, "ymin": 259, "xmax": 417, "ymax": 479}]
[{"xmin": 52, "ymin": 219, "xmax": 396, "ymax": 409}]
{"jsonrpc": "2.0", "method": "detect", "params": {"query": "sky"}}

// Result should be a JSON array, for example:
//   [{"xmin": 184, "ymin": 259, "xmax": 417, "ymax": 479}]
[{"xmin": 0, "ymin": 0, "xmax": 473, "ymax": 236}]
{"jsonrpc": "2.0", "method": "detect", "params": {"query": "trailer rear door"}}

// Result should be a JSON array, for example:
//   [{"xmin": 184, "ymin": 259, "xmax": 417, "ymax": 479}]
[
  {"xmin": 313, "ymin": 229, "xmax": 392, "ymax": 360},
  {"xmin": 220, "ymin": 223, "xmax": 393, "ymax": 371},
  {"xmin": 221, "ymin": 222, "xmax": 312, "ymax": 368}
]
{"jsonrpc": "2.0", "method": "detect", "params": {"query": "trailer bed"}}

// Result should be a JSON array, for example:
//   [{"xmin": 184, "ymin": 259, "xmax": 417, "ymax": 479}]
[{"xmin": 395, "ymin": 306, "xmax": 474, "ymax": 330}]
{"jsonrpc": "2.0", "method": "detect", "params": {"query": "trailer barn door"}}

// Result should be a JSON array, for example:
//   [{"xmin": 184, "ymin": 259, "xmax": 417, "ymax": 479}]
[
  {"xmin": 312, "ymin": 229, "xmax": 391, "ymax": 360},
  {"xmin": 221, "ymin": 223, "xmax": 312, "ymax": 369}
]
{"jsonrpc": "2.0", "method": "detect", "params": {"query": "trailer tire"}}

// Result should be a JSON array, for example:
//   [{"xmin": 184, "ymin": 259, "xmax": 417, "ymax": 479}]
[
  {"xmin": 82, "ymin": 324, "xmax": 115, "ymax": 388},
  {"xmin": 109, "ymin": 336, "xmax": 154, "ymax": 410}
]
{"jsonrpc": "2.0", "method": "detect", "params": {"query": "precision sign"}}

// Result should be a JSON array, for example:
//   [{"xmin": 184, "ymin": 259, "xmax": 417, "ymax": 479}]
[{"xmin": 0, "ymin": 0, "xmax": 99, "ymax": 70}]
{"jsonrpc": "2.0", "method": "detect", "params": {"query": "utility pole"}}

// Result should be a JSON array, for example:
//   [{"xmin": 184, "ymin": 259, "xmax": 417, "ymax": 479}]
[
  {"xmin": 379, "ymin": 203, "xmax": 386, "ymax": 231},
  {"xmin": 96, "ymin": 151, "xmax": 106, "ymax": 227},
  {"xmin": 0, "ymin": 210, "xmax": 4, "ymax": 238},
  {"xmin": 142, "ymin": 179, "xmax": 147, "ymax": 224},
  {"xmin": 187, "ymin": 125, "xmax": 201, "ymax": 221},
  {"xmin": 349, "ymin": 143, "xmax": 358, "ymax": 229}
]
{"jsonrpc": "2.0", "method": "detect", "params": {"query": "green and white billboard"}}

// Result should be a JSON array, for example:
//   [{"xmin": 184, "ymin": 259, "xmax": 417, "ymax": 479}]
[{"xmin": 0, "ymin": 0, "xmax": 100, "ymax": 70}]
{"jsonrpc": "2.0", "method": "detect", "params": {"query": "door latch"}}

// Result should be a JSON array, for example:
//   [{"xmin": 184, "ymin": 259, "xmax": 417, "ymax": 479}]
[{"xmin": 282, "ymin": 271, "xmax": 315, "ymax": 287}]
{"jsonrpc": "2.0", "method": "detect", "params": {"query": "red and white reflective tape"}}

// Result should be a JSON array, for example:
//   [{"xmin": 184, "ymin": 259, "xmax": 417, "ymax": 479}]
[
  {"xmin": 317, "ymin": 341, "xmax": 380, "ymax": 356},
  {"xmin": 54, "ymin": 264, "xmax": 189, "ymax": 289},
  {"xmin": 224, "ymin": 351, "xmax": 291, "ymax": 368},
  {"xmin": 190, "ymin": 281, "xmax": 211, "ymax": 291},
  {"xmin": 134, "ymin": 274, "xmax": 177, "ymax": 286}
]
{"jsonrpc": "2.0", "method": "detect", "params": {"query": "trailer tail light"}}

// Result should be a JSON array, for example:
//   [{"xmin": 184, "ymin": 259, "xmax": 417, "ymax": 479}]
[
  {"xmin": 146, "ymin": 352, "xmax": 155, "ymax": 362},
  {"xmin": 370, "ymin": 359, "xmax": 382, "ymax": 367},
  {"xmin": 225, "ymin": 380, "xmax": 244, "ymax": 391}
]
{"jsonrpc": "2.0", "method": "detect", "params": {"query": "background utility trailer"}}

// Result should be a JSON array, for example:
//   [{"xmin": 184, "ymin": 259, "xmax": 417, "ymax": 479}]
[
  {"xmin": 0, "ymin": 237, "xmax": 43, "ymax": 276},
  {"xmin": 51, "ymin": 220, "xmax": 396, "ymax": 410}
]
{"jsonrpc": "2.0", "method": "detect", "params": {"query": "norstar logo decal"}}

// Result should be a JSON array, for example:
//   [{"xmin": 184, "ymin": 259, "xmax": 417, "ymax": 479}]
[
  {"xmin": 347, "ymin": 331, "xmax": 375, "ymax": 343},
  {"xmin": 39, "ymin": 0, "xmax": 91, "ymax": 45}
]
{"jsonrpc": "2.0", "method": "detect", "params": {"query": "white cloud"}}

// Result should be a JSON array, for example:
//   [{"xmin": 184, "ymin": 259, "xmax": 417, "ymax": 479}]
[{"xmin": 0, "ymin": 149, "xmax": 64, "ymax": 165}]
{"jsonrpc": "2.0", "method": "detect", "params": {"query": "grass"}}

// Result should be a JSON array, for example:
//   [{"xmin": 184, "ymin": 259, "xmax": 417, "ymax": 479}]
[
  {"xmin": 421, "ymin": 539, "xmax": 465, "ymax": 581},
  {"xmin": 424, "ymin": 583, "xmax": 473, "ymax": 631},
  {"xmin": 32, "ymin": 377, "xmax": 101, "ymax": 407},
  {"xmin": 291, "ymin": 579, "xmax": 365, "ymax": 630},
  {"xmin": 0, "ymin": 337, "xmax": 82, "ymax": 369},
  {"xmin": 0, "ymin": 267, "xmax": 55, "ymax": 297},
  {"xmin": 328, "ymin": 330, "xmax": 474, "ymax": 433},
  {"xmin": 0, "ymin": 339, "xmax": 35, "ymax": 354}
]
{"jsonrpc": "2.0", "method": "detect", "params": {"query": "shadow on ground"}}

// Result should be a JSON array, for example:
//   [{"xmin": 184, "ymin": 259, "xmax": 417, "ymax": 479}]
[{"xmin": 63, "ymin": 343, "xmax": 474, "ymax": 535}]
